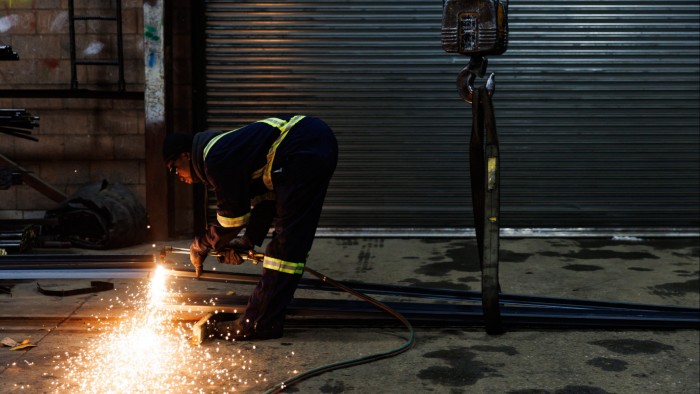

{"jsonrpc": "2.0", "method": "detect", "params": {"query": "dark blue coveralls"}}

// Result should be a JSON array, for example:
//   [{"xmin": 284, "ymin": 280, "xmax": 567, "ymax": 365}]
[{"xmin": 190, "ymin": 115, "xmax": 338, "ymax": 336}]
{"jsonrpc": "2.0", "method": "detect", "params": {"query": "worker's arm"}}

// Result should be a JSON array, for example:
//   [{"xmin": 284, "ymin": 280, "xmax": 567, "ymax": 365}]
[{"xmin": 246, "ymin": 197, "xmax": 276, "ymax": 246}]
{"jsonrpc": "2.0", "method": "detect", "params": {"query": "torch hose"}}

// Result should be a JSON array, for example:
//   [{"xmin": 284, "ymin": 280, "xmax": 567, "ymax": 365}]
[{"xmin": 263, "ymin": 265, "xmax": 415, "ymax": 394}]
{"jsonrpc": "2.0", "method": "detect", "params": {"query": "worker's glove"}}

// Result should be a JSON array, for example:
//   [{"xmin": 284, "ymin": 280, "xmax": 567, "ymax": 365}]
[
  {"xmin": 231, "ymin": 236, "xmax": 254, "ymax": 253},
  {"xmin": 190, "ymin": 237, "xmax": 210, "ymax": 278},
  {"xmin": 216, "ymin": 236, "xmax": 253, "ymax": 266},
  {"xmin": 216, "ymin": 249, "xmax": 244, "ymax": 266}
]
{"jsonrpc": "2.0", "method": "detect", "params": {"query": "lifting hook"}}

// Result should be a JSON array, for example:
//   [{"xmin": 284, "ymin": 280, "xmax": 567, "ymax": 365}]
[{"xmin": 457, "ymin": 56, "xmax": 495, "ymax": 104}]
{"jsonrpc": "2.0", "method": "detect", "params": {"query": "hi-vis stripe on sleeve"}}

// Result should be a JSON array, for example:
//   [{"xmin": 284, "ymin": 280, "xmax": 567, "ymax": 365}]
[
  {"xmin": 217, "ymin": 212, "xmax": 250, "ymax": 228},
  {"xmin": 262, "ymin": 256, "xmax": 305, "ymax": 274},
  {"xmin": 258, "ymin": 115, "xmax": 306, "ymax": 189}
]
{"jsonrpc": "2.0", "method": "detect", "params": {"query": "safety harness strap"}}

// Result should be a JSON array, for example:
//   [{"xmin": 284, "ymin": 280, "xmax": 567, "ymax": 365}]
[{"xmin": 257, "ymin": 115, "xmax": 306, "ymax": 189}]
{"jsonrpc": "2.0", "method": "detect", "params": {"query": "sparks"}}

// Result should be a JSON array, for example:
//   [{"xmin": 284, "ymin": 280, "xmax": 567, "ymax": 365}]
[{"xmin": 53, "ymin": 265, "xmax": 264, "ymax": 393}]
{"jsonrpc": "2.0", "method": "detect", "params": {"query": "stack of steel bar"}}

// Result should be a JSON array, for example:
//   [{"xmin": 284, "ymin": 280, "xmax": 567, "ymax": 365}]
[
  {"xmin": 0, "ymin": 224, "xmax": 38, "ymax": 254},
  {"xmin": 163, "ymin": 269, "xmax": 700, "ymax": 330},
  {"xmin": 0, "ymin": 255, "xmax": 697, "ymax": 330}
]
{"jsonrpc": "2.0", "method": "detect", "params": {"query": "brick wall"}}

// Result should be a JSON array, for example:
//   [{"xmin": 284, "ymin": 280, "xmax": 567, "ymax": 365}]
[{"xmin": 0, "ymin": 1, "xmax": 146, "ymax": 221}]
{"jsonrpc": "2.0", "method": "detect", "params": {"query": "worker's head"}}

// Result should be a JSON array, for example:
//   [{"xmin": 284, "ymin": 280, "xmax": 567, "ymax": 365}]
[{"xmin": 162, "ymin": 133, "xmax": 196, "ymax": 184}]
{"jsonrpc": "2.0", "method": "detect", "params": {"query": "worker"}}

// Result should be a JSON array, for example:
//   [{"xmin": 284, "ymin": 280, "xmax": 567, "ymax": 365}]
[{"xmin": 162, "ymin": 115, "xmax": 338, "ymax": 340}]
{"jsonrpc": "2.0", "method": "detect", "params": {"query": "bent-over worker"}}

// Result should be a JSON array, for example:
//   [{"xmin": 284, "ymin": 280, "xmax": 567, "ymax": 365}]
[{"xmin": 162, "ymin": 115, "xmax": 338, "ymax": 340}]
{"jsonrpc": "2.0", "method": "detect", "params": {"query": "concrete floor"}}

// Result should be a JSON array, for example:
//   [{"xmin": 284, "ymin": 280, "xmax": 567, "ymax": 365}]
[{"xmin": 1, "ymin": 236, "xmax": 698, "ymax": 393}]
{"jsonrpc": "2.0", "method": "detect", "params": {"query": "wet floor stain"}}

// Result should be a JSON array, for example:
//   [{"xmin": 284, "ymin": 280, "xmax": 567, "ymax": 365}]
[
  {"xmin": 589, "ymin": 339, "xmax": 674, "ymax": 355},
  {"xmin": 628, "ymin": 267, "xmax": 653, "ymax": 272},
  {"xmin": 672, "ymin": 269, "xmax": 697, "ymax": 276},
  {"xmin": 586, "ymin": 357, "xmax": 628, "ymax": 372},
  {"xmin": 417, "ymin": 347, "xmax": 503, "ymax": 387},
  {"xmin": 509, "ymin": 386, "xmax": 610, "ymax": 394},
  {"xmin": 470, "ymin": 345, "xmax": 519, "ymax": 356},
  {"xmin": 648, "ymin": 278, "xmax": 700, "ymax": 297},
  {"xmin": 500, "ymin": 250, "xmax": 532, "ymax": 263},
  {"xmin": 638, "ymin": 238, "xmax": 700, "ymax": 251},
  {"xmin": 318, "ymin": 379, "xmax": 348, "ymax": 393},
  {"xmin": 548, "ymin": 249, "xmax": 659, "ymax": 261},
  {"xmin": 413, "ymin": 242, "xmax": 481, "ymax": 276},
  {"xmin": 562, "ymin": 264, "xmax": 604, "ymax": 272}
]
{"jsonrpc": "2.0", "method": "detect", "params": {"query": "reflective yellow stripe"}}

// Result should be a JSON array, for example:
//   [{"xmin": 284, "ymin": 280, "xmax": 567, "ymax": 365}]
[
  {"xmin": 259, "ymin": 118, "xmax": 286, "ymax": 128},
  {"xmin": 260, "ymin": 115, "xmax": 306, "ymax": 189},
  {"xmin": 217, "ymin": 212, "xmax": 250, "ymax": 228},
  {"xmin": 251, "ymin": 166, "xmax": 265, "ymax": 179},
  {"xmin": 262, "ymin": 256, "xmax": 305, "ymax": 274},
  {"xmin": 203, "ymin": 127, "xmax": 242, "ymax": 160}
]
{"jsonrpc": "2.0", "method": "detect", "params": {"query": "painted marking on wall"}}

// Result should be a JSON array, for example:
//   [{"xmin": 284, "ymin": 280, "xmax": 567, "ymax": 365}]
[
  {"xmin": 144, "ymin": 1, "xmax": 165, "ymax": 124},
  {"xmin": 0, "ymin": 14, "xmax": 19, "ymax": 33},
  {"xmin": 83, "ymin": 41, "xmax": 104, "ymax": 56},
  {"xmin": 50, "ymin": 11, "xmax": 68, "ymax": 32}
]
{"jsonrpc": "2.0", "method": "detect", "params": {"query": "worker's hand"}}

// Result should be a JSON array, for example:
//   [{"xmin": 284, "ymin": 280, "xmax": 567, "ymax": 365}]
[
  {"xmin": 231, "ymin": 236, "xmax": 254, "ymax": 253},
  {"xmin": 190, "ymin": 237, "xmax": 210, "ymax": 278},
  {"xmin": 216, "ymin": 249, "xmax": 244, "ymax": 266}
]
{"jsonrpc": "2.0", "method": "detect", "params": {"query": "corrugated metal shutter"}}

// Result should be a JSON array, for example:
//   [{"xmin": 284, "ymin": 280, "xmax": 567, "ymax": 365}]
[{"xmin": 200, "ymin": 0, "xmax": 699, "ymax": 231}]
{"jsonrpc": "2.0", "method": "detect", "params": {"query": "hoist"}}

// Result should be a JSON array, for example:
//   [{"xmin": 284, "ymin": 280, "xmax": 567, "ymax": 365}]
[{"xmin": 443, "ymin": 0, "xmax": 510, "ymax": 334}]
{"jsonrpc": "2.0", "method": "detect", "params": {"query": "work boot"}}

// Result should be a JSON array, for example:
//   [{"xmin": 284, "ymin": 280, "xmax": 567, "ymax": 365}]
[{"xmin": 213, "ymin": 315, "xmax": 284, "ymax": 341}]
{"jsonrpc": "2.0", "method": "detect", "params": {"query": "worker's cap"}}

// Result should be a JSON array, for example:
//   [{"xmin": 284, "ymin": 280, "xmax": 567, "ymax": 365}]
[{"xmin": 162, "ymin": 133, "xmax": 194, "ymax": 162}]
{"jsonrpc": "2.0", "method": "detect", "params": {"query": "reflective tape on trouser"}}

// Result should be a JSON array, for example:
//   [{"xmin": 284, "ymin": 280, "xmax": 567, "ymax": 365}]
[{"xmin": 262, "ymin": 256, "xmax": 305, "ymax": 275}]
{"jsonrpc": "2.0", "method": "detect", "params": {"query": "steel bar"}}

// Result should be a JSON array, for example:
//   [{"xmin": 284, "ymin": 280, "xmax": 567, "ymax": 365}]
[
  {"xmin": 159, "ymin": 296, "xmax": 700, "ymax": 330},
  {"xmin": 0, "ymin": 268, "xmax": 154, "ymax": 280},
  {"xmin": 0, "ymin": 254, "xmax": 157, "ymax": 279},
  {"xmin": 1, "ymin": 256, "xmax": 697, "ymax": 329},
  {"xmin": 0, "ymin": 153, "xmax": 65, "ymax": 203},
  {"xmin": 166, "ymin": 268, "xmax": 700, "ymax": 313},
  {"xmin": 0, "ymin": 254, "xmax": 155, "ymax": 263}
]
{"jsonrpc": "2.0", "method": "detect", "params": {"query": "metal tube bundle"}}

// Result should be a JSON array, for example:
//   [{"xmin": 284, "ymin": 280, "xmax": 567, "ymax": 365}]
[
  {"xmin": 164, "ymin": 268, "xmax": 700, "ymax": 330},
  {"xmin": 0, "ymin": 253, "xmax": 697, "ymax": 330}
]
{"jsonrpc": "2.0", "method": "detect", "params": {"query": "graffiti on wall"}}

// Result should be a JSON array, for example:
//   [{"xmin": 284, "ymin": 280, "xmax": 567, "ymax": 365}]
[{"xmin": 144, "ymin": 0, "xmax": 164, "ymax": 124}]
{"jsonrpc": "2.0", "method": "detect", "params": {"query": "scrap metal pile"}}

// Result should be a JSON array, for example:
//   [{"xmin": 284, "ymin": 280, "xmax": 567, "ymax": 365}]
[{"xmin": 0, "ymin": 109, "xmax": 39, "ymax": 142}]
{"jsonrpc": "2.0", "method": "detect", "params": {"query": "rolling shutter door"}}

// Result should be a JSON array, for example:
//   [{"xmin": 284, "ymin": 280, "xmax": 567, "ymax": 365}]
[{"xmin": 200, "ymin": 0, "xmax": 700, "ymax": 231}]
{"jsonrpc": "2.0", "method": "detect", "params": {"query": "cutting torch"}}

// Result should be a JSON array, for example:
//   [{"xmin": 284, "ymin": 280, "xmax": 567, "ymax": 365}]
[{"xmin": 159, "ymin": 246, "xmax": 264, "ymax": 265}]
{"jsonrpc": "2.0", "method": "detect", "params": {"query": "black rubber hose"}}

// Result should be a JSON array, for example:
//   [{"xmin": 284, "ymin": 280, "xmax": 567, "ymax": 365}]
[{"xmin": 263, "ymin": 266, "xmax": 415, "ymax": 394}]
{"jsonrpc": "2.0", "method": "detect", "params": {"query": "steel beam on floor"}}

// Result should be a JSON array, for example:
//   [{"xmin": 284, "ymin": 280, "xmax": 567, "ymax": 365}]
[
  {"xmin": 159, "ymin": 295, "xmax": 700, "ymax": 330},
  {"xmin": 1, "ymin": 256, "xmax": 698, "ymax": 330},
  {"xmin": 167, "ymin": 268, "xmax": 700, "ymax": 314},
  {"xmin": 0, "ymin": 254, "xmax": 156, "ymax": 279}
]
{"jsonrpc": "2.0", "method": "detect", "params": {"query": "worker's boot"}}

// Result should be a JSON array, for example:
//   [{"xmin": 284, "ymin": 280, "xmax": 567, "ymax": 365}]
[
  {"xmin": 206, "ymin": 268, "xmax": 299, "ymax": 341},
  {"xmin": 212, "ymin": 315, "xmax": 284, "ymax": 341}
]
